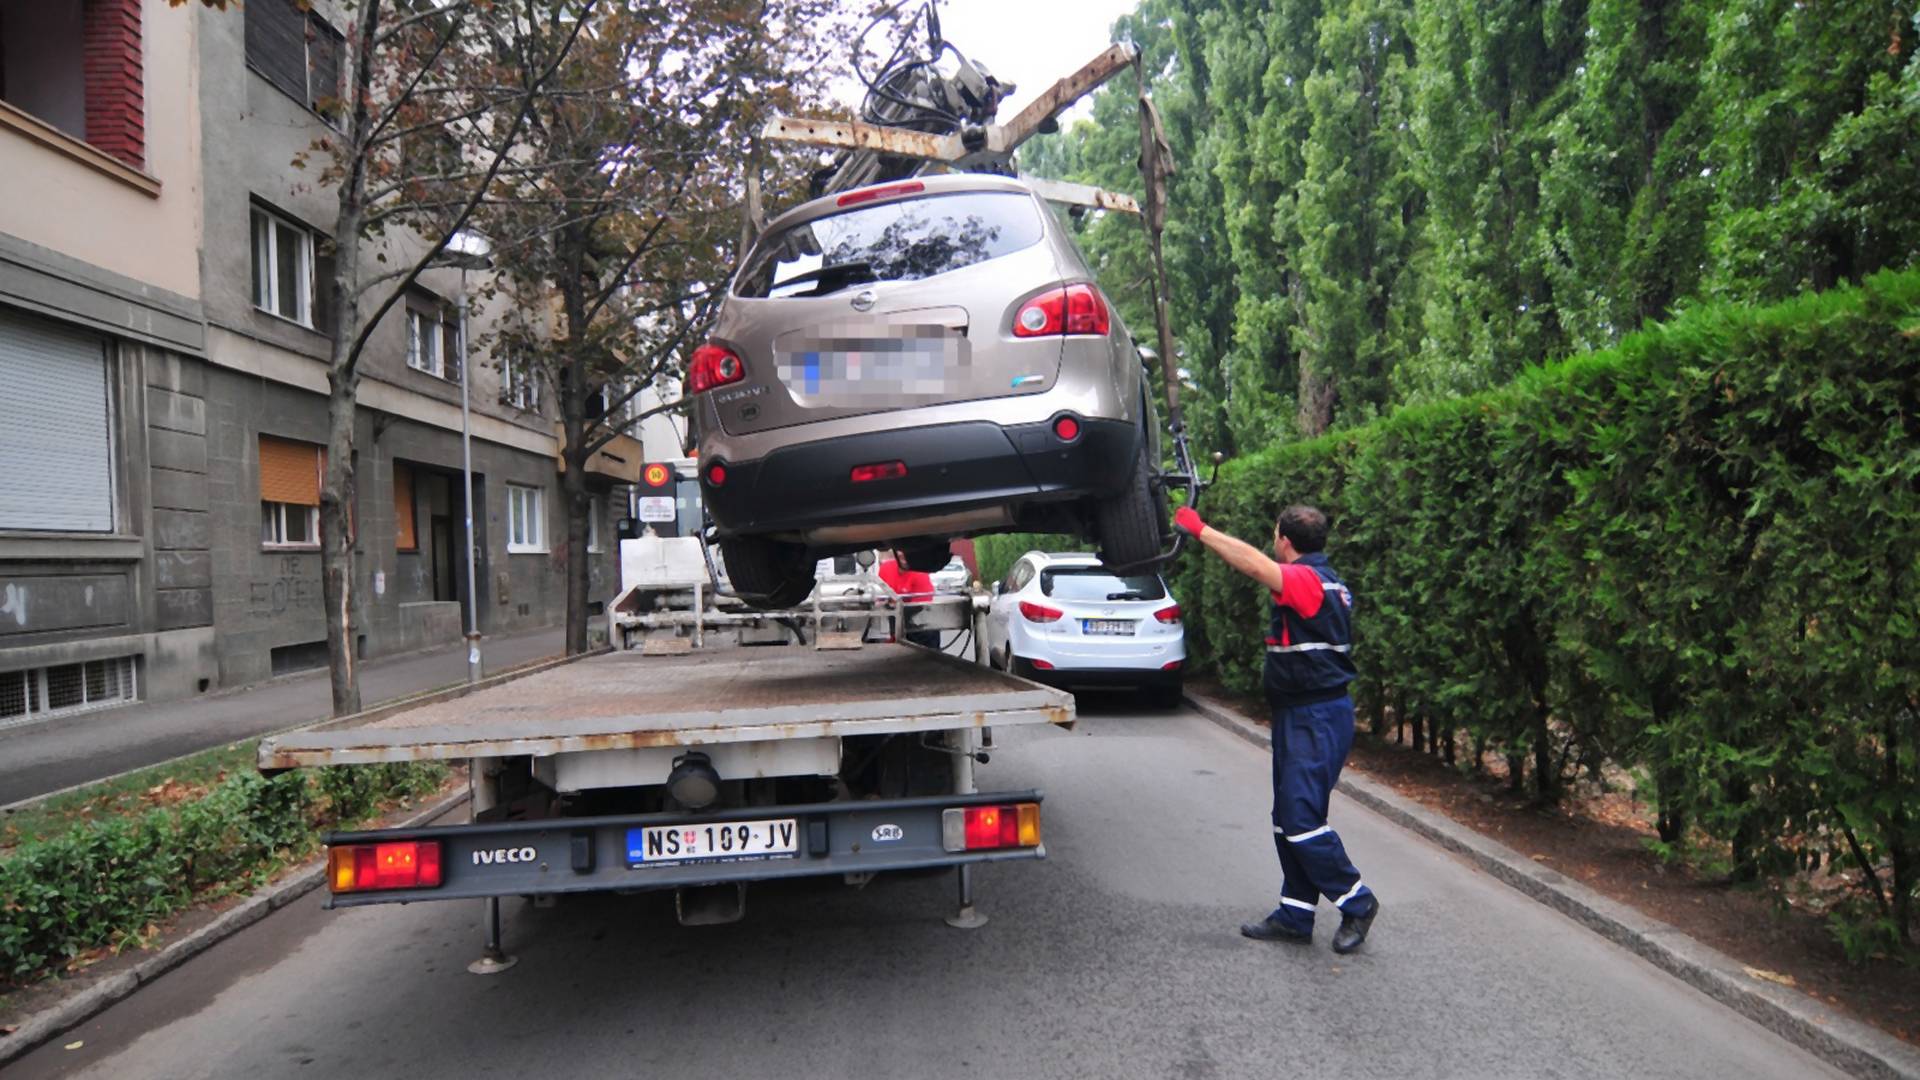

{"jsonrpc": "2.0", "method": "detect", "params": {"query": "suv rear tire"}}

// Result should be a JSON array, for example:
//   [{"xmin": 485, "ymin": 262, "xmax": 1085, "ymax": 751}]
[
  {"xmin": 1095, "ymin": 440, "xmax": 1168, "ymax": 570},
  {"xmin": 720, "ymin": 536, "xmax": 816, "ymax": 610}
]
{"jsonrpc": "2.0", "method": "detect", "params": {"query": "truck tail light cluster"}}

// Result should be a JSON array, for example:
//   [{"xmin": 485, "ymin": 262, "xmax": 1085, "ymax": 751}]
[
  {"xmin": 941, "ymin": 803, "xmax": 1042, "ymax": 852},
  {"xmin": 329, "ymin": 841, "xmax": 443, "ymax": 894},
  {"xmin": 688, "ymin": 343, "xmax": 745, "ymax": 394},
  {"xmin": 1013, "ymin": 283, "xmax": 1111, "ymax": 338},
  {"xmin": 1018, "ymin": 601, "xmax": 1063, "ymax": 623}
]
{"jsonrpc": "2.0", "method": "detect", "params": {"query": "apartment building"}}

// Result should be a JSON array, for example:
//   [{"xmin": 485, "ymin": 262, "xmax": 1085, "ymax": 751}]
[{"xmin": 0, "ymin": 0, "xmax": 634, "ymax": 724}]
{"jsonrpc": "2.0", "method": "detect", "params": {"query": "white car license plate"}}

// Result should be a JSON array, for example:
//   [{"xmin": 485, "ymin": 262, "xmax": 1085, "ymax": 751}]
[
  {"xmin": 626, "ymin": 818, "xmax": 799, "ymax": 866},
  {"xmin": 1082, "ymin": 619, "xmax": 1135, "ymax": 636}
]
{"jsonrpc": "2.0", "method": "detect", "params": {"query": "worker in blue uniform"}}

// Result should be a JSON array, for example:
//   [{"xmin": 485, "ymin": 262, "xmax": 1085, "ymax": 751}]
[{"xmin": 1174, "ymin": 503, "xmax": 1379, "ymax": 953}]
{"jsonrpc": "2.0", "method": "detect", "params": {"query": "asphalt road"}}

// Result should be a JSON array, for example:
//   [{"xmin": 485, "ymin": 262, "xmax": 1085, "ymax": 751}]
[{"xmin": 11, "ymin": 699, "xmax": 1844, "ymax": 1080}]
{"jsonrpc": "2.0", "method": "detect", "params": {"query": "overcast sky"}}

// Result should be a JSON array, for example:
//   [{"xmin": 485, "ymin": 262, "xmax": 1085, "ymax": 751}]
[{"xmin": 832, "ymin": 0, "xmax": 1141, "ymax": 126}]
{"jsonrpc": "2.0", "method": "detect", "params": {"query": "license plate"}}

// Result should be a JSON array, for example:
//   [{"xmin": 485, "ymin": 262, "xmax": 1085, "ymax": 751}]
[
  {"xmin": 776, "ymin": 330, "xmax": 970, "ymax": 402},
  {"xmin": 1082, "ymin": 619, "xmax": 1135, "ymax": 636},
  {"xmin": 626, "ymin": 818, "xmax": 800, "ymax": 866}
]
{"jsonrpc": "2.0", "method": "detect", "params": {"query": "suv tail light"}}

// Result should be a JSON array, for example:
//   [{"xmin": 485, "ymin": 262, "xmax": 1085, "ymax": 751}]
[
  {"xmin": 837, "ymin": 180, "xmax": 925, "ymax": 207},
  {"xmin": 1018, "ymin": 601, "xmax": 1063, "ymax": 623},
  {"xmin": 1155, "ymin": 604, "xmax": 1182, "ymax": 624},
  {"xmin": 1013, "ymin": 283, "xmax": 1111, "ymax": 338},
  {"xmin": 688, "ymin": 343, "xmax": 745, "ymax": 394}
]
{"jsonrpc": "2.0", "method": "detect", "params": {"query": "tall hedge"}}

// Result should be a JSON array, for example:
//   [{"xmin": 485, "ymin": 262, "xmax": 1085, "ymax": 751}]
[{"xmin": 1169, "ymin": 270, "xmax": 1920, "ymax": 950}]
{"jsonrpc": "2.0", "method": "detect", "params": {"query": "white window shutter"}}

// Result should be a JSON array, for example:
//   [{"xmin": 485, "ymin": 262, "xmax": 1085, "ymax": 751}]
[{"xmin": 0, "ymin": 312, "xmax": 114, "ymax": 531}]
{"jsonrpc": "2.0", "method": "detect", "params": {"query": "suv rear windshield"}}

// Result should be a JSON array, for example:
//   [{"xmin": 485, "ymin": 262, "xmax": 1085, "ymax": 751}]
[
  {"xmin": 735, "ymin": 191, "xmax": 1044, "ymax": 299},
  {"xmin": 1040, "ymin": 568, "xmax": 1167, "ymax": 602}
]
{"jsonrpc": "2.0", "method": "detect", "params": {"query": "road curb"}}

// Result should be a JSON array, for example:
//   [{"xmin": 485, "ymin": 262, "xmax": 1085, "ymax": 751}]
[
  {"xmin": 0, "ymin": 787, "xmax": 471, "ymax": 1068},
  {"xmin": 1183, "ymin": 692, "xmax": 1920, "ymax": 1080}
]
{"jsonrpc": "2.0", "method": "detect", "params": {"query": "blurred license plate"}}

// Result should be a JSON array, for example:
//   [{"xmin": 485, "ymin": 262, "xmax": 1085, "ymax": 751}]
[
  {"xmin": 626, "ymin": 818, "xmax": 799, "ymax": 866},
  {"xmin": 777, "ymin": 331, "xmax": 969, "ymax": 401},
  {"xmin": 1082, "ymin": 619, "xmax": 1135, "ymax": 636}
]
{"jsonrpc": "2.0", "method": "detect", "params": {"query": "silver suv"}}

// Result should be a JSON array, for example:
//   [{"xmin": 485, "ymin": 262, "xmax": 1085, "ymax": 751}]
[{"xmin": 690, "ymin": 174, "xmax": 1165, "ymax": 608}]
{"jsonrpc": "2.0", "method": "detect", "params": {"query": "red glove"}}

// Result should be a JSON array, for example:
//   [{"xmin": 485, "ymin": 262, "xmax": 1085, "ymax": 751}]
[{"xmin": 1173, "ymin": 506, "xmax": 1206, "ymax": 536}]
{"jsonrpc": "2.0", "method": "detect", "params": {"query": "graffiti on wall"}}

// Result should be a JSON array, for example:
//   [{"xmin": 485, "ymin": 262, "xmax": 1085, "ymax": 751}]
[{"xmin": 248, "ymin": 555, "xmax": 321, "ymax": 619}]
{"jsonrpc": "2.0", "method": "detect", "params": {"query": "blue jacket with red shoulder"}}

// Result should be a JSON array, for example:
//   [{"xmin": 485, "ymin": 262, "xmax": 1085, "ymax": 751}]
[{"xmin": 1264, "ymin": 552, "xmax": 1355, "ymax": 706}]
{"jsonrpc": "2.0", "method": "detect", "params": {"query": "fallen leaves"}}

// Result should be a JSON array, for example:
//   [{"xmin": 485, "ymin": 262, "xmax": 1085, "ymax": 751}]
[{"xmin": 1744, "ymin": 966, "xmax": 1798, "ymax": 988}]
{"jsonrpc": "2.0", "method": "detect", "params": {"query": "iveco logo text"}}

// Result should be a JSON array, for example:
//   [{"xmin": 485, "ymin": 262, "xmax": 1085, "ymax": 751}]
[
  {"xmin": 472, "ymin": 846, "xmax": 538, "ymax": 866},
  {"xmin": 871, "ymin": 824, "xmax": 905, "ymax": 842}
]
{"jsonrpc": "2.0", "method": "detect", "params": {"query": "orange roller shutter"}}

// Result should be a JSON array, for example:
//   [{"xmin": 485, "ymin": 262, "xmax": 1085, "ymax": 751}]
[
  {"xmin": 259, "ymin": 435, "xmax": 322, "ymax": 506},
  {"xmin": 394, "ymin": 464, "xmax": 417, "ymax": 551}
]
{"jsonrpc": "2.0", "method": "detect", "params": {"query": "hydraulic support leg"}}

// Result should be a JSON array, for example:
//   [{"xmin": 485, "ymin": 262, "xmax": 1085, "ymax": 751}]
[
  {"xmin": 945, "ymin": 726, "xmax": 989, "ymax": 929},
  {"xmin": 467, "ymin": 896, "xmax": 518, "ymax": 975}
]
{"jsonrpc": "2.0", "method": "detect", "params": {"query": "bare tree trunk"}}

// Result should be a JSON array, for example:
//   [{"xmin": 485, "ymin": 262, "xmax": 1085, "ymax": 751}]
[
  {"xmin": 562, "ymin": 436, "xmax": 591, "ymax": 656},
  {"xmin": 560, "ymin": 269, "xmax": 593, "ymax": 657},
  {"xmin": 1891, "ymin": 709, "xmax": 1913, "ymax": 946},
  {"xmin": 1297, "ymin": 361, "xmax": 1335, "ymax": 438},
  {"xmin": 320, "ymin": 368, "xmax": 363, "ymax": 717}
]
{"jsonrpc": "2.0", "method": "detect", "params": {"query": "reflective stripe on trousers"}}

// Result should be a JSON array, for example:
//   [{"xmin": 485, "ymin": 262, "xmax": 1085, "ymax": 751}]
[{"xmin": 1267, "ymin": 695, "xmax": 1373, "ymax": 930}]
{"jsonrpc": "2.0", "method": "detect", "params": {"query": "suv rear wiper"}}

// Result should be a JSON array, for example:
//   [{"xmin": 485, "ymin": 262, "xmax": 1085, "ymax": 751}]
[{"xmin": 770, "ymin": 260, "xmax": 877, "ymax": 296}]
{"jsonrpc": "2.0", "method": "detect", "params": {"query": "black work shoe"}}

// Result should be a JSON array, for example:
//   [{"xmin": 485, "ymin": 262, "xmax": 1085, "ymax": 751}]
[
  {"xmin": 1240, "ymin": 916, "xmax": 1313, "ymax": 944},
  {"xmin": 1331, "ymin": 900, "xmax": 1378, "ymax": 954}
]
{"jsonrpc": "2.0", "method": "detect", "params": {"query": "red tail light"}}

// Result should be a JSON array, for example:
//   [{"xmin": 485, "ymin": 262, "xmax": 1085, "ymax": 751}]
[
  {"xmin": 329, "ymin": 841, "xmax": 442, "ymax": 894},
  {"xmin": 1155, "ymin": 604, "xmax": 1182, "ymax": 624},
  {"xmin": 705, "ymin": 463, "xmax": 728, "ymax": 487},
  {"xmin": 837, "ymin": 180, "xmax": 925, "ymax": 207},
  {"xmin": 1064, "ymin": 283, "xmax": 1110, "ymax": 335},
  {"xmin": 688, "ymin": 343, "xmax": 745, "ymax": 394},
  {"xmin": 850, "ymin": 461, "xmax": 908, "ymax": 483},
  {"xmin": 1013, "ymin": 283, "xmax": 1110, "ymax": 338},
  {"xmin": 1052, "ymin": 415, "xmax": 1080, "ymax": 441},
  {"xmin": 1162, "ymin": 660, "xmax": 1183, "ymax": 670},
  {"xmin": 1030, "ymin": 658, "xmax": 1055, "ymax": 670},
  {"xmin": 942, "ymin": 802, "xmax": 1042, "ymax": 851},
  {"xmin": 1018, "ymin": 601, "xmax": 1063, "ymax": 623}
]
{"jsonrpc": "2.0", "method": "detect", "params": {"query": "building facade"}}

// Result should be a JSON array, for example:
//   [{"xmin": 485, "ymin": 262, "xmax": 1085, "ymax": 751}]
[{"xmin": 0, "ymin": 0, "xmax": 632, "ymax": 724}]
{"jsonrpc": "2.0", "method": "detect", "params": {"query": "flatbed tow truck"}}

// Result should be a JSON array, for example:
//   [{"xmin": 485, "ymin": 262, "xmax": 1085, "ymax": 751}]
[{"xmin": 260, "ymin": 608, "xmax": 1071, "ymax": 967}]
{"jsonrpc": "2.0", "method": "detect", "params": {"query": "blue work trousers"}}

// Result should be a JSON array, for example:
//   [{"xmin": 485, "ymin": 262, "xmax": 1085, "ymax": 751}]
[{"xmin": 1267, "ymin": 695, "xmax": 1374, "ymax": 931}]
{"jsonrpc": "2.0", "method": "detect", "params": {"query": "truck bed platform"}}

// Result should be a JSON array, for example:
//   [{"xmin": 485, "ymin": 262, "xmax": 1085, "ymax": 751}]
[{"xmin": 258, "ymin": 644, "xmax": 1074, "ymax": 769}]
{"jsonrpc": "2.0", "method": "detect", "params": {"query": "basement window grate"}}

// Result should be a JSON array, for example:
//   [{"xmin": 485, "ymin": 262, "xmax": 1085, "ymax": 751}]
[{"xmin": 0, "ymin": 656, "xmax": 139, "ymax": 730}]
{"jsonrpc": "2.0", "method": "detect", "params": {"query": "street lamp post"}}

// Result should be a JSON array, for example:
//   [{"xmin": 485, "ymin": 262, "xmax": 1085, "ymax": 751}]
[
  {"xmin": 458, "ymin": 274, "xmax": 482, "ymax": 684},
  {"xmin": 448, "ymin": 236, "xmax": 492, "ymax": 685}
]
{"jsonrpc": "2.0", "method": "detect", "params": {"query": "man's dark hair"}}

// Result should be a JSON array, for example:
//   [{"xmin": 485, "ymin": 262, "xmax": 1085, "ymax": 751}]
[{"xmin": 1274, "ymin": 505, "xmax": 1330, "ymax": 553}]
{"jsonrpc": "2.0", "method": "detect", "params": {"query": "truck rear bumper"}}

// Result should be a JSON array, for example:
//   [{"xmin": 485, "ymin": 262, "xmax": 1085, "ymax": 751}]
[{"xmin": 322, "ymin": 789, "xmax": 1045, "ymax": 908}]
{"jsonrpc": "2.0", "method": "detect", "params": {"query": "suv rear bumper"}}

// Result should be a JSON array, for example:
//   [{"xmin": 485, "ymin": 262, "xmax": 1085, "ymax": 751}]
[{"xmin": 703, "ymin": 417, "xmax": 1138, "ymax": 537}]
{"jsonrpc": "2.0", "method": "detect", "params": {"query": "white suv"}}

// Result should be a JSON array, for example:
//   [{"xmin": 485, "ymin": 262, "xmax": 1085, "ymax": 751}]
[{"xmin": 983, "ymin": 551, "xmax": 1185, "ymax": 708}]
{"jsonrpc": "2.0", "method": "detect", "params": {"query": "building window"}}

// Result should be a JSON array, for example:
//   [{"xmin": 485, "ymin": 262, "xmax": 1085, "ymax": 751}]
[
  {"xmin": 393, "ymin": 463, "xmax": 417, "ymax": 552},
  {"xmin": 407, "ymin": 302, "xmax": 461, "ymax": 382},
  {"xmin": 0, "ymin": 656, "xmax": 138, "ymax": 730},
  {"xmin": 0, "ymin": 310, "xmax": 115, "ymax": 532},
  {"xmin": 252, "ymin": 206, "xmax": 315, "ymax": 326},
  {"xmin": 259, "ymin": 434, "xmax": 322, "ymax": 549},
  {"xmin": 506, "ymin": 483, "xmax": 544, "ymax": 553},
  {"xmin": 500, "ymin": 352, "xmax": 541, "ymax": 411},
  {"xmin": 0, "ymin": 0, "xmax": 147, "ymax": 170},
  {"xmin": 244, "ymin": 0, "xmax": 343, "ymax": 120}
]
